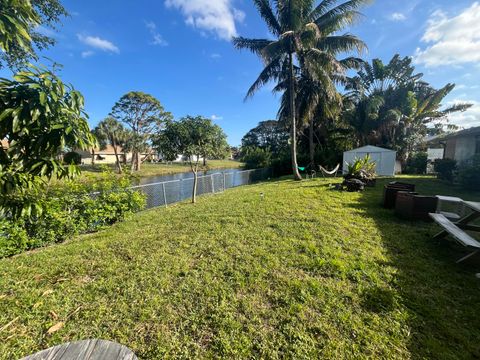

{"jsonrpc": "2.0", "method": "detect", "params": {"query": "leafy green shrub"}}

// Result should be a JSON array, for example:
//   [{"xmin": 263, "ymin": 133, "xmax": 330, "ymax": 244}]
[
  {"xmin": 63, "ymin": 151, "xmax": 82, "ymax": 165},
  {"xmin": 344, "ymin": 155, "xmax": 377, "ymax": 181},
  {"xmin": 0, "ymin": 218, "xmax": 32, "ymax": 258},
  {"xmin": 405, "ymin": 152, "xmax": 428, "ymax": 174},
  {"xmin": 434, "ymin": 158, "xmax": 457, "ymax": 182},
  {"xmin": 271, "ymin": 149, "xmax": 292, "ymax": 177},
  {"xmin": 0, "ymin": 171, "xmax": 146, "ymax": 258},
  {"xmin": 458, "ymin": 155, "xmax": 480, "ymax": 190},
  {"xmin": 241, "ymin": 146, "xmax": 272, "ymax": 170},
  {"xmin": 458, "ymin": 165, "xmax": 480, "ymax": 190}
]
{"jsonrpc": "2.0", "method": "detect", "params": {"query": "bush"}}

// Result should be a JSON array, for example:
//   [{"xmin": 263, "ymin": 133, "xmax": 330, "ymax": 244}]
[
  {"xmin": 344, "ymin": 155, "xmax": 376, "ymax": 181},
  {"xmin": 0, "ymin": 218, "xmax": 32, "ymax": 258},
  {"xmin": 241, "ymin": 147, "xmax": 272, "ymax": 170},
  {"xmin": 64, "ymin": 151, "xmax": 82, "ymax": 165},
  {"xmin": 0, "ymin": 171, "xmax": 146, "ymax": 258},
  {"xmin": 458, "ymin": 165, "xmax": 480, "ymax": 190},
  {"xmin": 458, "ymin": 155, "xmax": 480, "ymax": 190},
  {"xmin": 405, "ymin": 152, "xmax": 428, "ymax": 174},
  {"xmin": 434, "ymin": 158, "xmax": 457, "ymax": 182},
  {"xmin": 271, "ymin": 150, "xmax": 292, "ymax": 177}
]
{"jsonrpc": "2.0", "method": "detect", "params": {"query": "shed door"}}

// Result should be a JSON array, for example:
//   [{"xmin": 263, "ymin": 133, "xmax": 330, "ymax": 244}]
[{"xmin": 357, "ymin": 152, "xmax": 381, "ymax": 164}]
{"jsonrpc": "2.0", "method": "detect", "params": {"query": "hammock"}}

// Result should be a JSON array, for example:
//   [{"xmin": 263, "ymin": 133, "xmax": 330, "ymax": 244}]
[{"xmin": 318, "ymin": 164, "xmax": 340, "ymax": 178}]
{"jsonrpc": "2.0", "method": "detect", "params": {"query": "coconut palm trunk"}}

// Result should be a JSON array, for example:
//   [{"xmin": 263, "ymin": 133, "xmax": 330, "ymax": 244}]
[
  {"xmin": 289, "ymin": 52, "xmax": 302, "ymax": 180},
  {"xmin": 309, "ymin": 117, "xmax": 315, "ymax": 168}
]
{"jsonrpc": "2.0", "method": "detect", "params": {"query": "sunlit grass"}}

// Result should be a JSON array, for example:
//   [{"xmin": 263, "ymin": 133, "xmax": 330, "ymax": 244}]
[{"xmin": 1, "ymin": 177, "xmax": 479, "ymax": 359}]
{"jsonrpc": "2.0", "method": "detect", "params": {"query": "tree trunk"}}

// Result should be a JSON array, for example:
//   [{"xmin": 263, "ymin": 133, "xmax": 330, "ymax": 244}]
[
  {"xmin": 309, "ymin": 117, "xmax": 315, "ymax": 169},
  {"xmin": 289, "ymin": 52, "xmax": 302, "ymax": 180},
  {"xmin": 112, "ymin": 139, "xmax": 122, "ymax": 174},
  {"xmin": 203, "ymin": 157, "xmax": 207, "ymax": 167},
  {"xmin": 191, "ymin": 156, "xmax": 200, "ymax": 203},
  {"xmin": 91, "ymin": 149, "xmax": 96, "ymax": 165},
  {"xmin": 131, "ymin": 152, "xmax": 136, "ymax": 172},
  {"xmin": 136, "ymin": 151, "xmax": 141, "ymax": 171},
  {"xmin": 192, "ymin": 170, "xmax": 198, "ymax": 204}
]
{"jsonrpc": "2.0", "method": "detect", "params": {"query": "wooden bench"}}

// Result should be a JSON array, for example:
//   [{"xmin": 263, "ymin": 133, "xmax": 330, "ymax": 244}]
[
  {"xmin": 429, "ymin": 213, "xmax": 480, "ymax": 263},
  {"xmin": 436, "ymin": 195, "xmax": 466, "ymax": 221}
]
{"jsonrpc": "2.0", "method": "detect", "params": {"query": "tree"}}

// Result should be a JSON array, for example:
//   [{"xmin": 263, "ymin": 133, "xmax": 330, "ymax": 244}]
[
  {"xmin": 110, "ymin": 91, "xmax": 172, "ymax": 171},
  {"xmin": 96, "ymin": 117, "xmax": 126, "ymax": 173},
  {"xmin": 155, "ymin": 116, "xmax": 229, "ymax": 203},
  {"xmin": 344, "ymin": 55, "xmax": 472, "ymax": 162},
  {"xmin": 241, "ymin": 120, "xmax": 289, "ymax": 155},
  {"xmin": 0, "ymin": 65, "xmax": 96, "ymax": 218},
  {"xmin": 0, "ymin": 0, "xmax": 68, "ymax": 70},
  {"xmin": 292, "ymin": 57, "xmax": 363, "ymax": 168},
  {"xmin": 233, "ymin": 0, "xmax": 368, "ymax": 180}
]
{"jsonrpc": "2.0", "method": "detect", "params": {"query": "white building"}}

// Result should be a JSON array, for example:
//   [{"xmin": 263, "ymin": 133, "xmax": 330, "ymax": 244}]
[{"xmin": 343, "ymin": 145, "xmax": 397, "ymax": 176}]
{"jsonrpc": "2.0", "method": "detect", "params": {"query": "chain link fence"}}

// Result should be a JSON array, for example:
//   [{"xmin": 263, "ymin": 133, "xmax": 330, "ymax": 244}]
[{"xmin": 130, "ymin": 168, "xmax": 272, "ymax": 209}]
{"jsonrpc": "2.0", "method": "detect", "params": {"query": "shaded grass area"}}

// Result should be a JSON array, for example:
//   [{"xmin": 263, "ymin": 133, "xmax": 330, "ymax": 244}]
[
  {"xmin": 79, "ymin": 160, "xmax": 244, "ymax": 179},
  {"xmin": 1, "ymin": 177, "xmax": 479, "ymax": 359}
]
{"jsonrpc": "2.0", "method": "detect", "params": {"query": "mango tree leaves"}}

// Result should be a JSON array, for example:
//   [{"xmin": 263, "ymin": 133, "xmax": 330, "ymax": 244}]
[{"xmin": 0, "ymin": 65, "xmax": 97, "ymax": 218}]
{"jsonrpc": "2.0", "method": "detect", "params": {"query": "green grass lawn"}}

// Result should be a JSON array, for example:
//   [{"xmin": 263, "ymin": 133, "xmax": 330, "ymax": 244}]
[
  {"xmin": 79, "ymin": 160, "xmax": 244, "ymax": 179},
  {"xmin": 1, "ymin": 177, "xmax": 480, "ymax": 359}
]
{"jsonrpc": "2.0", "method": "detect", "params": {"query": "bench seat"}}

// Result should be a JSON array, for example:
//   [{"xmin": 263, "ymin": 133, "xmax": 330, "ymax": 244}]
[{"xmin": 429, "ymin": 213, "xmax": 480, "ymax": 248}]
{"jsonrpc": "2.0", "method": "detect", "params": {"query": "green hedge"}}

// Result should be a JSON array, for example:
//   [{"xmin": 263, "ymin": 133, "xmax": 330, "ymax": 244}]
[{"xmin": 0, "ymin": 172, "xmax": 146, "ymax": 258}]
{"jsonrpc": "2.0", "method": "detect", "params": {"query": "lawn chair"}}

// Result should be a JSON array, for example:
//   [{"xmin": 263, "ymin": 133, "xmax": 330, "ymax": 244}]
[{"xmin": 318, "ymin": 164, "xmax": 340, "ymax": 178}]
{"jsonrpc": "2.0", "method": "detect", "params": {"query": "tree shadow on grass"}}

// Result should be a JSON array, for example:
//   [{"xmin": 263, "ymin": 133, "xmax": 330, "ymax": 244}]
[{"xmin": 353, "ymin": 177, "xmax": 480, "ymax": 359}]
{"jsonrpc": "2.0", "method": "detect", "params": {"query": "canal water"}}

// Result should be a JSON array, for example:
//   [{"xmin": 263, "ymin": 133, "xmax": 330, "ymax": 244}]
[{"xmin": 134, "ymin": 168, "xmax": 271, "ymax": 209}]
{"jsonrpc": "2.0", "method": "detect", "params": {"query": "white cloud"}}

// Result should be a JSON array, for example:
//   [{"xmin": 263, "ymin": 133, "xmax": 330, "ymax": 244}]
[
  {"xmin": 447, "ymin": 99, "xmax": 480, "ymax": 128},
  {"xmin": 164, "ymin": 0, "xmax": 245, "ymax": 40},
  {"xmin": 77, "ymin": 34, "xmax": 119, "ymax": 53},
  {"xmin": 414, "ymin": 3, "xmax": 480, "ymax": 67},
  {"xmin": 211, "ymin": 114, "xmax": 223, "ymax": 121},
  {"xmin": 145, "ymin": 21, "xmax": 168, "ymax": 46},
  {"xmin": 389, "ymin": 12, "xmax": 406, "ymax": 21},
  {"xmin": 81, "ymin": 50, "xmax": 94, "ymax": 58},
  {"xmin": 210, "ymin": 53, "xmax": 221, "ymax": 59}
]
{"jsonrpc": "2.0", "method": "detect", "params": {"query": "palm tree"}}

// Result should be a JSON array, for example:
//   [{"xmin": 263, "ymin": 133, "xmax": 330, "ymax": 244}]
[
  {"xmin": 233, "ymin": 0, "xmax": 368, "ymax": 180},
  {"xmin": 344, "ymin": 55, "xmax": 473, "ymax": 161},
  {"xmin": 97, "ymin": 117, "xmax": 126, "ymax": 174}
]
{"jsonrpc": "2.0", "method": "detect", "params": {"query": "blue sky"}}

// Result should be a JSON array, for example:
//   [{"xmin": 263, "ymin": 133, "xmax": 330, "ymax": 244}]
[{"xmin": 2, "ymin": 0, "xmax": 480, "ymax": 145}]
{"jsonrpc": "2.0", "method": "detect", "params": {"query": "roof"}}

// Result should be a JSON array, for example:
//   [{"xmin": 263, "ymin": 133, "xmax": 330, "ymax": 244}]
[
  {"xmin": 443, "ymin": 126, "xmax": 480, "ymax": 140},
  {"xmin": 344, "ymin": 145, "xmax": 396, "ymax": 153}
]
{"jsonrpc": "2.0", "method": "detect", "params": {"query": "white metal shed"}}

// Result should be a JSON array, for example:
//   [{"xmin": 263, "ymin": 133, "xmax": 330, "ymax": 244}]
[{"xmin": 343, "ymin": 145, "xmax": 397, "ymax": 176}]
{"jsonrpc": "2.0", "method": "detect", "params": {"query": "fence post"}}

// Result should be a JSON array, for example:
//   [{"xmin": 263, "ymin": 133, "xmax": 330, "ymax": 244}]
[
  {"xmin": 211, "ymin": 174, "xmax": 215, "ymax": 193},
  {"xmin": 162, "ymin": 182, "xmax": 167, "ymax": 208}
]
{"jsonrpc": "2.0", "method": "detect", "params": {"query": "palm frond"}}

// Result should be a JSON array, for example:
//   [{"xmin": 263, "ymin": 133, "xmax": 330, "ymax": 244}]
[
  {"xmin": 232, "ymin": 37, "xmax": 273, "ymax": 56},
  {"xmin": 253, "ymin": 0, "xmax": 282, "ymax": 36},
  {"xmin": 317, "ymin": 34, "xmax": 366, "ymax": 55},
  {"xmin": 245, "ymin": 57, "xmax": 285, "ymax": 100}
]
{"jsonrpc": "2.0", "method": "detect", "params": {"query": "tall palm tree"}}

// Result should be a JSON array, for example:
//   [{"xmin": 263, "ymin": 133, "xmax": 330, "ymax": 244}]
[
  {"xmin": 97, "ymin": 117, "xmax": 126, "ymax": 174},
  {"xmin": 233, "ymin": 0, "xmax": 369, "ymax": 180}
]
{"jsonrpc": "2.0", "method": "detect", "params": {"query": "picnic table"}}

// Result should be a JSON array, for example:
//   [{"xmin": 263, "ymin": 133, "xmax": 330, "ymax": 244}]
[
  {"xmin": 430, "ymin": 198, "xmax": 480, "ymax": 263},
  {"xmin": 21, "ymin": 339, "xmax": 137, "ymax": 360}
]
